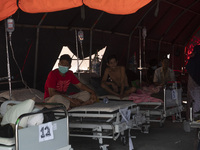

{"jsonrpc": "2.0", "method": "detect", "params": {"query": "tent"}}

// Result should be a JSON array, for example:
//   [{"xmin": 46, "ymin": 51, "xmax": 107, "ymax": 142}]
[{"xmin": 0, "ymin": 0, "xmax": 200, "ymax": 91}]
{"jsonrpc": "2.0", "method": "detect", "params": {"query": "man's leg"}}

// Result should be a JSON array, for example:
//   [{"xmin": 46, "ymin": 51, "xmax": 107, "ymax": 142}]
[
  {"xmin": 70, "ymin": 91, "xmax": 90, "ymax": 102},
  {"xmin": 70, "ymin": 91, "xmax": 97, "ymax": 105},
  {"xmin": 101, "ymin": 83, "xmax": 119, "ymax": 96},
  {"xmin": 45, "ymin": 95, "xmax": 70, "ymax": 110}
]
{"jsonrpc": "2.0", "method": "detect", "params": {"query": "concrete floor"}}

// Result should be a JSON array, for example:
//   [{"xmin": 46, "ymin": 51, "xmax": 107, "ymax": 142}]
[{"xmin": 69, "ymin": 118, "xmax": 198, "ymax": 150}]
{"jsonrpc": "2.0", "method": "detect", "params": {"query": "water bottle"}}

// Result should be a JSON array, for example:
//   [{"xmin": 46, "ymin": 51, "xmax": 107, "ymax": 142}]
[{"xmin": 103, "ymin": 97, "xmax": 109, "ymax": 104}]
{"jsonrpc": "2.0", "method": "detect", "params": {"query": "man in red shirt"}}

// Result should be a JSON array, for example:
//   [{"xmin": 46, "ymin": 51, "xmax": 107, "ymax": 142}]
[{"xmin": 44, "ymin": 54, "xmax": 97, "ymax": 110}]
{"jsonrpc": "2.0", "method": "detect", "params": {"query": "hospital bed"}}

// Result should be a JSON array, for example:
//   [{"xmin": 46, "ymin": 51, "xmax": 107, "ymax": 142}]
[
  {"xmin": 186, "ymin": 104, "xmax": 200, "ymax": 149},
  {"xmin": 68, "ymin": 100, "xmax": 148, "ymax": 150},
  {"xmin": 99, "ymin": 82, "xmax": 183, "ymax": 127},
  {"xmin": 143, "ymin": 82, "xmax": 183, "ymax": 126},
  {"xmin": 0, "ymin": 101, "xmax": 73, "ymax": 150}
]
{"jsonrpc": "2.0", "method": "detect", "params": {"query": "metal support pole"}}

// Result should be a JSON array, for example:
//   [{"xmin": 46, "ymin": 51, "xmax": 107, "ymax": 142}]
[
  {"xmin": 172, "ymin": 45, "xmax": 175, "ymax": 69},
  {"xmin": 4, "ymin": 20, "xmax": 12, "ymax": 99},
  {"xmin": 33, "ymin": 27, "xmax": 39, "ymax": 88},
  {"xmin": 127, "ymin": 34, "xmax": 132, "ymax": 66},
  {"xmin": 33, "ymin": 13, "xmax": 47, "ymax": 88},
  {"xmin": 75, "ymin": 30, "xmax": 80, "ymax": 79},
  {"xmin": 138, "ymin": 28, "xmax": 142, "ymax": 87}
]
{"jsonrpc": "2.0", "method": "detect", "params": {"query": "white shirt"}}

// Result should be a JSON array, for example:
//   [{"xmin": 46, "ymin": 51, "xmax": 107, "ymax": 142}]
[{"xmin": 153, "ymin": 67, "xmax": 175, "ymax": 85}]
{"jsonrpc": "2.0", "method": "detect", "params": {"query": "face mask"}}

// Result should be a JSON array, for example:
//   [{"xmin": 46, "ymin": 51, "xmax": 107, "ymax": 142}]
[{"xmin": 58, "ymin": 65, "xmax": 69, "ymax": 74}]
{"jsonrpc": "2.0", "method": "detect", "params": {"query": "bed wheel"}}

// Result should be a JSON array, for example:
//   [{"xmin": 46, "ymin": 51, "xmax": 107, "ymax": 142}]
[
  {"xmin": 100, "ymin": 144, "xmax": 109, "ymax": 150},
  {"xmin": 141, "ymin": 125, "xmax": 150, "ymax": 133}
]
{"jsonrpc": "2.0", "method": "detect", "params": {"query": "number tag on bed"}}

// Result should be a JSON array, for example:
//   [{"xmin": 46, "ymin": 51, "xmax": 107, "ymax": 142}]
[
  {"xmin": 171, "ymin": 89, "xmax": 178, "ymax": 100},
  {"xmin": 39, "ymin": 122, "xmax": 54, "ymax": 142}
]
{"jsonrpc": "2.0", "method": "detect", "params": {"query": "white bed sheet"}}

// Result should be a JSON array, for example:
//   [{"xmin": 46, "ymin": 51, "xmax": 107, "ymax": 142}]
[{"xmin": 69, "ymin": 100, "xmax": 136, "ymax": 113}]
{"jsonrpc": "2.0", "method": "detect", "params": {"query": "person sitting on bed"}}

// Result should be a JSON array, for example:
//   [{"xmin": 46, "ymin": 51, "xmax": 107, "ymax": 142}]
[
  {"xmin": 153, "ymin": 58, "xmax": 175, "ymax": 86},
  {"xmin": 44, "ymin": 54, "xmax": 97, "ymax": 110},
  {"xmin": 101, "ymin": 54, "xmax": 136, "ymax": 99}
]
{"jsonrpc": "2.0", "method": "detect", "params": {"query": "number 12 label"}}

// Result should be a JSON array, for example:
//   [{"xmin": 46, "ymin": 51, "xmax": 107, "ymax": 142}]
[{"xmin": 39, "ymin": 122, "xmax": 54, "ymax": 142}]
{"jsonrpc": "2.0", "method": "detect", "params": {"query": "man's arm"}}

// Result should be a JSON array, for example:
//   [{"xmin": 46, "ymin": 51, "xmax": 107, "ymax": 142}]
[
  {"xmin": 74, "ymin": 82, "xmax": 97, "ymax": 102},
  {"xmin": 101, "ymin": 68, "xmax": 119, "ymax": 96},
  {"xmin": 101, "ymin": 68, "xmax": 109, "ymax": 84},
  {"xmin": 48, "ymin": 88, "xmax": 61, "ymax": 97}
]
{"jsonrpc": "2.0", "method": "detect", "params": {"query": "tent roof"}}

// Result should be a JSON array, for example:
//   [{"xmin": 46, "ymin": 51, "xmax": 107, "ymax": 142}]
[
  {"xmin": 0, "ymin": 0, "xmax": 200, "ymax": 91},
  {"xmin": 1, "ymin": 0, "xmax": 198, "ymax": 46}
]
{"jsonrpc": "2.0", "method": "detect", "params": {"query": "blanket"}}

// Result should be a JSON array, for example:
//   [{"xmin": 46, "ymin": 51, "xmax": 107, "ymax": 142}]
[{"xmin": 129, "ymin": 85, "xmax": 163, "ymax": 103}]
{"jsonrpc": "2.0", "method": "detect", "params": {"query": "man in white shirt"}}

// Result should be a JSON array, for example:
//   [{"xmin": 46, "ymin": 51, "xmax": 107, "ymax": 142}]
[{"xmin": 153, "ymin": 58, "xmax": 175, "ymax": 86}]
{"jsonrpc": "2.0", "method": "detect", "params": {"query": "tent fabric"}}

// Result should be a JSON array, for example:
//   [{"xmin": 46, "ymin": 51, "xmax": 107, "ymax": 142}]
[
  {"xmin": 0, "ymin": 0, "xmax": 152, "ymax": 21},
  {"xmin": 0, "ymin": 0, "xmax": 18, "ymax": 21},
  {"xmin": 0, "ymin": 0, "xmax": 200, "ymax": 92},
  {"xmin": 18, "ymin": 0, "xmax": 83, "ymax": 13},
  {"xmin": 84, "ymin": 0, "xmax": 152, "ymax": 15}
]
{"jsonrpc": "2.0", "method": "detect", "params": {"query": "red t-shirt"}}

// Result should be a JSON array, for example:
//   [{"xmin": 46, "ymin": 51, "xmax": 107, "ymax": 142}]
[{"xmin": 44, "ymin": 69, "xmax": 80, "ymax": 99}]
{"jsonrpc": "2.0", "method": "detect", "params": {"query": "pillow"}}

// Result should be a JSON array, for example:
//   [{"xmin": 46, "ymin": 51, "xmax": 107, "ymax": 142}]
[
  {"xmin": 1, "ymin": 99, "xmax": 35, "ymax": 127},
  {"xmin": 0, "ymin": 137, "xmax": 15, "ymax": 146},
  {"xmin": 27, "ymin": 108, "xmax": 44, "ymax": 127},
  {"xmin": 0, "ymin": 100, "xmax": 21, "ymax": 116},
  {"xmin": 0, "ymin": 88, "xmax": 44, "ymax": 102}
]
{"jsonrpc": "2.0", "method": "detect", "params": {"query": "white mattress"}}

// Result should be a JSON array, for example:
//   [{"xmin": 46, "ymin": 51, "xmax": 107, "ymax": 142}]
[
  {"xmin": 98, "ymin": 95, "xmax": 129, "ymax": 100},
  {"xmin": 69, "ymin": 100, "xmax": 136, "ymax": 113}
]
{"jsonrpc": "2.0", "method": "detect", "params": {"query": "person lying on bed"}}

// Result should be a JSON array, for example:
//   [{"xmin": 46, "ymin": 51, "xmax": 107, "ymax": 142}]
[
  {"xmin": 101, "ymin": 54, "xmax": 136, "ymax": 99},
  {"xmin": 153, "ymin": 58, "xmax": 175, "ymax": 86},
  {"xmin": 44, "ymin": 54, "xmax": 97, "ymax": 110}
]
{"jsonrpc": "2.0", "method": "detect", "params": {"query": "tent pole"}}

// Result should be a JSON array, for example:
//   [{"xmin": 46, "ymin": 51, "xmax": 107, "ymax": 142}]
[
  {"xmin": 172, "ymin": 45, "xmax": 174, "ymax": 69},
  {"xmin": 157, "ymin": 0, "xmax": 198, "ymax": 61},
  {"xmin": 33, "ymin": 13, "xmax": 47, "ymax": 88},
  {"xmin": 33, "ymin": 27, "xmax": 39, "ymax": 88},
  {"xmin": 16, "ymin": 24, "xmax": 184, "ymax": 47},
  {"xmin": 127, "ymin": 34, "xmax": 132, "ymax": 66},
  {"xmin": 89, "ymin": 12, "xmax": 104, "ymax": 75}
]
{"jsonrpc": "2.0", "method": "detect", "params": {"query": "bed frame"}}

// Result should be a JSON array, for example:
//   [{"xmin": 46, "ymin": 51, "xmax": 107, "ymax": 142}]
[
  {"xmin": 99, "ymin": 82, "xmax": 183, "ymax": 127},
  {"xmin": 137, "ymin": 82, "xmax": 183, "ymax": 126},
  {"xmin": 68, "ymin": 100, "xmax": 148, "ymax": 150},
  {"xmin": 0, "ymin": 106, "xmax": 72, "ymax": 150}
]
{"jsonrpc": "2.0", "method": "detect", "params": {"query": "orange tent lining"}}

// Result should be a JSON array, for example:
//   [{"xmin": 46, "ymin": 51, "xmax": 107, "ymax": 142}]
[
  {"xmin": 0, "ymin": 0, "xmax": 152, "ymax": 21},
  {"xmin": 0, "ymin": 0, "xmax": 18, "ymax": 21}
]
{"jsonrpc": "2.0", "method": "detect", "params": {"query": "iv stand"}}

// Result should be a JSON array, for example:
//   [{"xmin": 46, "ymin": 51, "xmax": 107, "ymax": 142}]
[
  {"xmin": 75, "ymin": 30, "xmax": 80, "ymax": 79},
  {"xmin": 138, "ymin": 27, "xmax": 147, "ymax": 87},
  {"xmin": 138, "ymin": 28, "xmax": 142, "ymax": 87},
  {"xmin": 4, "ymin": 20, "xmax": 12, "ymax": 99}
]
